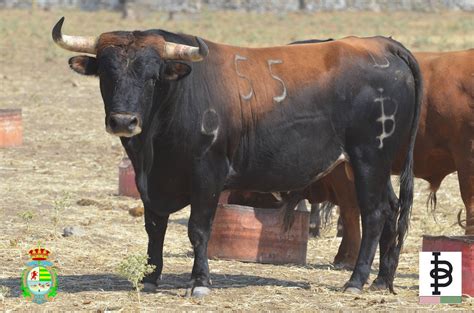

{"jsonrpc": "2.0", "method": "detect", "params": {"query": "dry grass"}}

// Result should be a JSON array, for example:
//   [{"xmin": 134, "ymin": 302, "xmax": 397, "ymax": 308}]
[{"xmin": 0, "ymin": 9, "xmax": 473, "ymax": 311}]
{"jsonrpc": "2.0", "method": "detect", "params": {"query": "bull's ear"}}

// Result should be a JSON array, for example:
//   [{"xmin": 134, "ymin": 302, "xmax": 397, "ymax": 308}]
[
  {"xmin": 161, "ymin": 61, "xmax": 191, "ymax": 81},
  {"xmin": 68, "ymin": 55, "xmax": 98, "ymax": 76}
]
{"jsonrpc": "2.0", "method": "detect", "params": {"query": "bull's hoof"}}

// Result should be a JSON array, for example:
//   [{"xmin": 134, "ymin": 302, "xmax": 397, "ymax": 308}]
[
  {"xmin": 370, "ymin": 279, "xmax": 388, "ymax": 291},
  {"xmin": 371, "ymin": 278, "xmax": 396, "ymax": 294},
  {"xmin": 142, "ymin": 282, "xmax": 157, "ymax": 292},
  {"xmin": 188, "ymin": 286, "xmax": 211, "ymax": 298},
  {"xmin": 344, "ymin": 286, "xmax": 362, "ymax": 294},
  {"xmin": 309, "ymin": 225, "xmax": 320, "ymax": 237},
  {"xmin": 333, "ymin": 261, "xmax": 355, "ymax": 270}
]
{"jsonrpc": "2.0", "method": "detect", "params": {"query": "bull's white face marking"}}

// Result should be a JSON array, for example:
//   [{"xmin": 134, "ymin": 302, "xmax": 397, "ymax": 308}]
[
  {"xmin": 106, "ymin": 126, "xmax": 142, "ymax": 138},
  {"xmin": 201, "ymin": 108, "xmax": 219, "ymax": 145},
  {"xmin": 234, "ymin": 54, "xmax": 254, "ymax": 100},
  {"xmin": 267, "ymin": 59, "xmax": 287, "ymax": 103},
  {"xmin": 375, "ymin": 90, "xmax": 398, "ymax": 149},
  {"xmin": 368, "ymin": 52, "xmax": 390, "ymax": 68}
]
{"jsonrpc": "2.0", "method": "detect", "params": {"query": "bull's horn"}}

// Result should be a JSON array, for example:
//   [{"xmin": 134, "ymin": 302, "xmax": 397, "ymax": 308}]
[
  {"xmin": 52, "ymin": 17, "xmax": 98, "ymax": 55},
  {"xmin": 162, "ymin": 37, "xmax": 209, "ymax": 62}
]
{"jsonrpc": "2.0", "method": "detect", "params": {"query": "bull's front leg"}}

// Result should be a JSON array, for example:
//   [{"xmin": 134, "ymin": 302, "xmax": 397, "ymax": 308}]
[
  {"xmin": 188, "ymin": 154, "xmax": 228, "ymax": 297},
  {"xmin": 142, "ymin": 209, "xmax": 169, "ymax": 291}
]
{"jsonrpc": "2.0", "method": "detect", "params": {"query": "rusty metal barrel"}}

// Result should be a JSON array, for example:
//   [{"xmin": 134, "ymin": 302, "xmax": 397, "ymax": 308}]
[
  {"xmin": 118, "ymin": 156, "xmax": 140, "ymax": 198},
  {"xmin": 0, "ymin": 109, "xmax": 23, "ymax": 147},
  {"xmin": 208, "ymin": 203, "xmax": 309, "ymax": 265}
]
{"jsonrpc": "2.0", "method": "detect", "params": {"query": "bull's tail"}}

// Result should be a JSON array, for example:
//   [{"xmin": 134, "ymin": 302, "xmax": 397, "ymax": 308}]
[
  {"xmin": 282, "ymin": 198, "xmax": 338, "ymax": 233},
  {"xmin": 392, "ymin": 41, "xmax": 423, "ymax": 251},
  {"xmin": 457, "ymin": 208, "xmax": 467, "ymax": 229},
  {"xmin": 426, "ymin": 191, "xmax": 437, "ymax": 212},
  {"xmin": 320, "ymin": 201, "xmax": 337, "ymax": 227},
  {"xmin": 426, "ymin": 181, "xmax": 441, "ymax": 218},
  {"xmin": 280, "ymin": 192, "xmax": 306, "ymax": 232}
]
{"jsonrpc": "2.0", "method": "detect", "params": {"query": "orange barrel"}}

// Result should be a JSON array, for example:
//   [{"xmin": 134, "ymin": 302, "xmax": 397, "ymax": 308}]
[
  {"xmin": 208, "ymin": 204, "xmax": 309, "ymax": 265},
  {"xmin": 218, "ymin": 191, "xmax": 230, "ymax": 204},
  {"xmin": 0, "ymin": 109, "xmax": 23, "ymax": 147},
  {"xmin": 118, "ymin": 156, "xmax": 140, "ymax": 198}
]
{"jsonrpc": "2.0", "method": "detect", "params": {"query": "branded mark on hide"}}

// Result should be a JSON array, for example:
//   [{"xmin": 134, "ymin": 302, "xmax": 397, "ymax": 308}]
[
  {"xmin": 368, "ymin": 52, "xmax": 390, "ymax": 68},
  {"xmin": 375, "ymin": 88, "xmax": 397, "ymax": 149},
  {"xmin": 234, "ymin": 54, "xmax": 254, "ymax": 100},
  {"xmin": 267, "ymin": 59, "xmax": 287, "ymax": 103}
]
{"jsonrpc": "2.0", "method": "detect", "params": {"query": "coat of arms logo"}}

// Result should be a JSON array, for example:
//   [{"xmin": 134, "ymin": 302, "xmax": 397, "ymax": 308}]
[{"xmin": 21, "ymin": 246, "xmax": 58, "ymax": 304}]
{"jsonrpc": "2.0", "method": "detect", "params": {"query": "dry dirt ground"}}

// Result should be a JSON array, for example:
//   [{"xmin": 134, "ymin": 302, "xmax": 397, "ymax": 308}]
[{"xmin": 0, "ymin": 9, "xmax": 473, "ymax": 311}]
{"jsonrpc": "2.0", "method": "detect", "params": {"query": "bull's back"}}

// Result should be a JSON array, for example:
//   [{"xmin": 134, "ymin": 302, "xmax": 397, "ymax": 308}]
[
  {"xmin": 391, "ymin": 50, "xmax": 474, "ymax": 187},
  {"xmin": 225, "ymin": 37, "xmax": 417, "ymax": 191}
]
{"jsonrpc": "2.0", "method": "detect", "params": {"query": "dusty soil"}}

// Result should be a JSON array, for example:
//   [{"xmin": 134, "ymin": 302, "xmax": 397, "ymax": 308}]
[{"xmin": 0, "ymin": 9, "xmax": 472, "ymax": 311}]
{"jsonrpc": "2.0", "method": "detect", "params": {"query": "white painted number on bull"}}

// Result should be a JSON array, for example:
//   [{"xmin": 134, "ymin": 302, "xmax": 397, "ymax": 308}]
[
  {"xmin": 369, "ymin": 52, "xmax": 390, "ymax": 68},
  {"xmin": 234, "ymin": 55, "xmax": 287, "ymax": 103},
  {"xmin": 234, "ymin": 54, "xmax": 254, "ymax": 100},
  {"xmin": 267, "ymin": 59, "xmax": 287, "ymax": 103},
  {"xmin": 375, "ymin": 90, "xmax": 398, "ymax": 149}
]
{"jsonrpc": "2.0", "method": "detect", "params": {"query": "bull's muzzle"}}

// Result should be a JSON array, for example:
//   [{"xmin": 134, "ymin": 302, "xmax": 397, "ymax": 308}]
[{"xmin": 106, "ymin": 113, "xmax": 142, "ymax": 137}]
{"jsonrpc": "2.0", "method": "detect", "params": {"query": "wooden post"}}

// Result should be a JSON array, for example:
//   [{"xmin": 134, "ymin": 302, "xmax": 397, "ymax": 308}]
[
  {"xmin": 298, "ymin": 0, "xmax": 306, "ymax": 10},
  {"xmin": 119, "ymin": 0, "xmax": 136, "ymax": 20}
]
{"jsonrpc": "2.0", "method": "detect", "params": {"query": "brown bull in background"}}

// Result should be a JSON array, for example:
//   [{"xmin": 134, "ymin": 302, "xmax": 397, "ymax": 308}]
[{"xmin": 229, "ymin": 49, "xmax": 474, "ymax": 269}]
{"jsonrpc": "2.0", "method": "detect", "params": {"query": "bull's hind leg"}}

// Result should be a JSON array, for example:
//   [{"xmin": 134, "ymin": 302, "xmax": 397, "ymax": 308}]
[
  {"xmin": 334, "ymin": 204, "xmax": 360, "ymax": 270},
  {"xmin": 343, "ymin": 148, "xmax": 392, "ymax": 293},
  {"xmin": 371, "ymin": 182, "xmax": 400, "ymax": 292}
]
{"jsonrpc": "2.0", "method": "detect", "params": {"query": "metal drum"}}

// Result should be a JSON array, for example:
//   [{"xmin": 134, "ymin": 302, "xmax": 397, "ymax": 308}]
[
  {"xmin": 0, "ymin": 108, "xmax": 22, "ymax": 147},
  {"xmin": 208, "ymin": 203, "xmax": 309, "ymax": 265},
  {"xmin": 118, "ymin": 156, "xmax": 140, "ymax": 198}
]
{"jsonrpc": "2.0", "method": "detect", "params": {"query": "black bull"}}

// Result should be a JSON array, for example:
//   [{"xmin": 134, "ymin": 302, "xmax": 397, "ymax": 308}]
[{"xmin": 53, "ymin": 18, "xmax": 422, "ymax": 296}]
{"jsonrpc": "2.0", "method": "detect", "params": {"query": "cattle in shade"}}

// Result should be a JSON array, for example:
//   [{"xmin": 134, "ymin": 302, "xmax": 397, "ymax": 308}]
[{"xmin": 52, "ymin": 17, "xmax": 422, "ymax": 296}]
